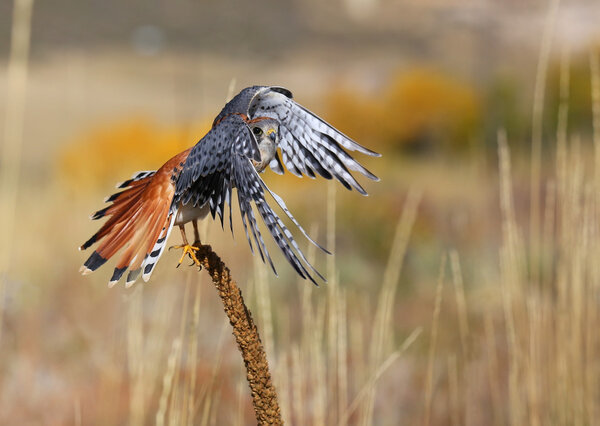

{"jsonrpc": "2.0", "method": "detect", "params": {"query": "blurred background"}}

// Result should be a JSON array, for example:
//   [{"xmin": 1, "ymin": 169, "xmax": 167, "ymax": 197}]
[{"xmin": 1, "ymin": 0, "xmax": 600, "ymax": 424}]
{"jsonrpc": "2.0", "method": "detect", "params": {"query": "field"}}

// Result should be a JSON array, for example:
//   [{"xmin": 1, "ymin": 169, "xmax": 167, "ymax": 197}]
[{"xmin": 2, "ymin": 1, "xmax": 600, "ymax": 425}]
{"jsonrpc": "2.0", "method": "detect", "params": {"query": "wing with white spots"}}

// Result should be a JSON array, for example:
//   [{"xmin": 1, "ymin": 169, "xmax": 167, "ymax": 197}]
[
  {"xmin": 247, "ymin": 87, "xmax": 380, "ymax": 194},
  {"xmin": 175, "ymin": 113, "xmax": 260, "ymax": 227}
]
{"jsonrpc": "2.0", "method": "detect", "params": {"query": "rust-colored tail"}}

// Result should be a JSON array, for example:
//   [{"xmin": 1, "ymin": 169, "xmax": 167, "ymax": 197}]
[{"xmin": 79, "ymin": 149, "xmax": 191, "ymax": 287}]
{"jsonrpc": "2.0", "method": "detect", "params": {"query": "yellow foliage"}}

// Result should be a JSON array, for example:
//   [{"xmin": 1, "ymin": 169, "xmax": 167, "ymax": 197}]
[
  {"xmin": 58, "ymin": 117, "xmax": 212, "ymax": 191},
  {"xmin": 324, "ymin": 89, "xmax": 385, "ymax": 145},
  {"xmin": 325, "ymin": 67, "xmax": 481, "ymax": 152},
  {"xmin": 385, "ymin": 68, "xmax": 481, "ymax": 146}
]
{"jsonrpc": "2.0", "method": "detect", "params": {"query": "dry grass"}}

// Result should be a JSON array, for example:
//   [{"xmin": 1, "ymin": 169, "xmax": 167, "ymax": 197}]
[{"xmin": 0, "ymin": 0, "xmax": 34, "ymax": 344}]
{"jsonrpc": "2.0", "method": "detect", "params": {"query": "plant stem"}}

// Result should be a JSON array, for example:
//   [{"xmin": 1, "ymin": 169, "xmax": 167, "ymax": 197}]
[{"xmin": 196, "ymin": 244, "xmax": 282, "ymax": 425}]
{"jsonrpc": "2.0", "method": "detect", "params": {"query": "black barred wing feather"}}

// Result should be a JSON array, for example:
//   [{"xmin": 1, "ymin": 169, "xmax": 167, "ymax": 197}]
[
  {"xmin": 232, "ymin": 152, "xmax": 324, "ymax": 285},
  {"xmin": 248, "ymin": 88, "xmax": 380, "ymax": 194}
]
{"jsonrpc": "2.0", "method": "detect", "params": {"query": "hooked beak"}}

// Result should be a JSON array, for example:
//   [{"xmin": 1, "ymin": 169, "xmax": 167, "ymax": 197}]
[{"xmin": 268, "ymin": 129, "xmax": 277, "ymax": 143}]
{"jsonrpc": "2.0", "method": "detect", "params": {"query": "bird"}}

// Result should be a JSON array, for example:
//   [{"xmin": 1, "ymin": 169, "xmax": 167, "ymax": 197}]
[{"xmin": 79, "ymin": 85, "xmax": 380, "ymax": 287}]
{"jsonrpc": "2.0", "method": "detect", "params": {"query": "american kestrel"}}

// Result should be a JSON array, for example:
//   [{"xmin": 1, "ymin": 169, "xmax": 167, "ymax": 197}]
[{"xmin": 80, "ymin": 86, "xmax": 379, "ymax": 286}]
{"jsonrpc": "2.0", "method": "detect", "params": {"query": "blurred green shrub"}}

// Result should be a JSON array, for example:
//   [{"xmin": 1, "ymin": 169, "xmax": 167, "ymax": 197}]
[
  {"xmin": 484, "ymin": 76, "xmax": 528, "ymax": 147},
  {"xmin": 546, "ymin": 53, "xmax": 594, "ymax": 139}
]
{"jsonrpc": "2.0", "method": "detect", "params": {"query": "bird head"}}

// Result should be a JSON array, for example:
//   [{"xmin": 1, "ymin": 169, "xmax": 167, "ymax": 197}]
[
  {"xmin": 250, "ymin": 118, "xmax": 279, "ymax": 172},
  {"xmin": 251, "ymin": 118, "xmax": 278, "ymax": 143}
]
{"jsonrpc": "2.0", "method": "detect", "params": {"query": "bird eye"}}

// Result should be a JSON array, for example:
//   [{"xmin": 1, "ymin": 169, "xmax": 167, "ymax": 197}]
[{"xmin": 252, "ymin": 127, "xmax": 263, "ymax": 136}]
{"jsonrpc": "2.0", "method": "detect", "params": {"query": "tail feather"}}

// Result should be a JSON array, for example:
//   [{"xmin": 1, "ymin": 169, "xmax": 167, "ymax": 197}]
[
  {"xmin": 121, "ymin": 205, "xmax": 169, "ymax": 286},
  {"xmin": 116, "ymin": 170, "xmax": 156, "ymax": 189},
  {"xmin": 95, "ymin": 198, "xmax": 171, "ymax": 285},
  {"xmin": 142, "ymin": 214, "xmax": 176, "ymax": 282},
  {"xmin": 108, "ymin": 208, "xmax": 165, "ymax": 288},
  {"xmin": 95, "ymin": 208, "xmax": 145, "ymax": 261},
  {"xmin": 79, "ymin": 154, "xmax": 186, "ymax": 286},
  {"xmin": 92, "ymin": 173, "xmax": 152, "ymax": 221},
  {"xmin": 92, "ymin": 184, "xmax": 146, "ymax": 220},
  {"xmin": 81, "ymin": 208, "xmax": 131, "ymax": 250},
  {"xmin": 110, "ymin": 204, "xmax": 162, "ymax": 270},
  {"xmin": 126, "ymin": 268, "xmax": 142, "ymax": 287},
  {"xmin": 81, "ymin": 196, "xmax": 146, "ymax": 250},
  {"xmin": 104, "ymin": 182, "xmax": 147, "ymax": 204},
  {"xmin": 91, "ymin": 206, "xmax": 110, "ymax": 220},
  {"xmin": 109, "ymin": 267, "xmax": 127, "ymax": 287},
  {"xmin": 80, "ymin": 251, "xmax": 107, "ymax": 275},
  {"xmin": 81, "ymin": 197, "xmax": 153, "ymax": 277}
]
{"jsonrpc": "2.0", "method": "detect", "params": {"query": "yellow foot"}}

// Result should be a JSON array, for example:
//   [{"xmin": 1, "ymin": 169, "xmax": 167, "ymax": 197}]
[{"xmin": 169, "ymin": 244, "xmax": 202, "ymax": 268}]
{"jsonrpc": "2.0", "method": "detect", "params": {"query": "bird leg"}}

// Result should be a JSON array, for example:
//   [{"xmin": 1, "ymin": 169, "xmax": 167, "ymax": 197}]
[
  {"xmin": 169, "ymin": 224, "xmax": 201, "ymax": 268},
  {"xmin": 192, "ymin": 220, "xmax": 201, "ymax": 247}
]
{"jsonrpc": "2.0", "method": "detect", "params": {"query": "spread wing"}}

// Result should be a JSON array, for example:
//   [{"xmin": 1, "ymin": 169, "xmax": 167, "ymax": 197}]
[
  {"xmin": 175, "ymin": 113, "xmax": 325, "ymax": 284},
  {"xmin": 247, "ymin": 87, "xmax": 380, "ymax": 194},
  {"xmin": 175, "ymin": 113, "xmax": 260, "ymax": 223}
]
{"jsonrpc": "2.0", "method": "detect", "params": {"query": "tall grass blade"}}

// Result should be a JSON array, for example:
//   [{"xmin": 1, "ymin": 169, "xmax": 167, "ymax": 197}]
[
  {"xmin": 291, "ymin": 345, "xmax": 305, "ymax": 425},
  {"xmin": 337, "ymin": 285, "xmax": 348, "ymax": 426},
  {"xmin": 339, "ymin": 327, "xmax": 422, "ymax": 426},
  {"xmin": 423, "ymin": 254, "xmax": 447, "ymax": 426},
  {"xmin": 127, "ymin": 286, "xmax": 145, "ymax": 426},
  {"xmin": 360, "ymin": 188, "xmax": 421, "ymax": 425},
  {"xmin": 498, "ymin": 129, "xmax": 524, "ymax": 425},
  {"xmin": 484, "ymin": 307, "xmax": 502, "ymax": 426},
  {"xmin": 590, "ymin": 47, "xmax": 600, "ymax": 189},
  {"xmin": 156, "ymin": 337, "xmax": 182, "ymax": 426},
  {"xmin": 446, "ymin": 354, "xmax": 460, "ymax": 426},
  {"xmin": 449, "ymin": 250, "xmax": 469, "ymax": 359},
  {"xmin": 0, "ymin": 0, "xmax": 34, "ymax": 343},
  {"xmin": 529, "ymin": 0, "xmax": 560, "ymax": 287},
  {"xmin": 326, "ymin": 180, "xmax": 339, "ymax": 424}
]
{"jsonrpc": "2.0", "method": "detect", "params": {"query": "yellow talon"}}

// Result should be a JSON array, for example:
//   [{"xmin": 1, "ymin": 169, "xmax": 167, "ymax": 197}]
[
  {"xmin": 171, "ymin": 224, "xmax": 203, "ymax": 268},
  {"xmin": 170, "ymin": 244, "xmax": 201, "ymax": 268}
]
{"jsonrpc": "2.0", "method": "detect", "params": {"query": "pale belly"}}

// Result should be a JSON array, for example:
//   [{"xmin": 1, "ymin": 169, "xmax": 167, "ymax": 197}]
[{"xmin": 174, "ymin": 202, "xmax": 210, "ymax": 226}]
